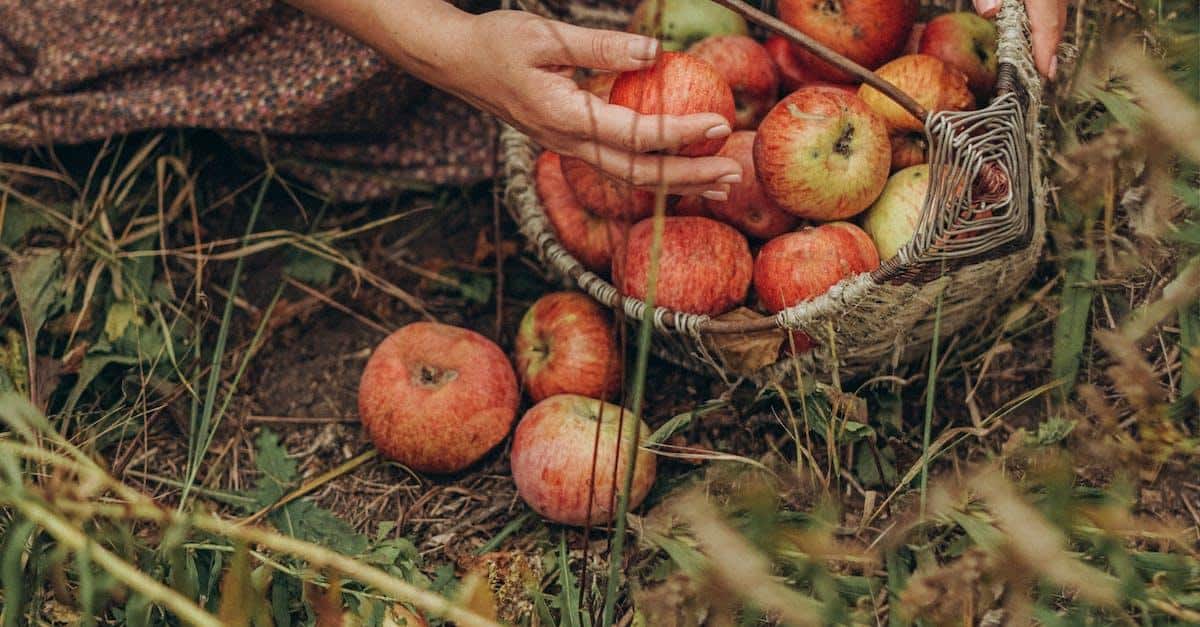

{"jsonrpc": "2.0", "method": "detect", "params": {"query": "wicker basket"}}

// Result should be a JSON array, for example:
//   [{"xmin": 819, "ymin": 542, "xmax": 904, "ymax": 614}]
[{"xmin": 502, "ymin": 0, "xmax": 1045, "ymax": 385}]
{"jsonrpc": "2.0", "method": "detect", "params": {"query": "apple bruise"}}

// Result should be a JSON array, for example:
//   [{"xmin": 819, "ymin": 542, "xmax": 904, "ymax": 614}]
[{"xmin": 510, "ymin": 395, "xmax": 656, "ymax": 526}]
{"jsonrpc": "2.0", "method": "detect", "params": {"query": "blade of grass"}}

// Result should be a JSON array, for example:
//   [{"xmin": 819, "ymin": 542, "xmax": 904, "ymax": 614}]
[
  {"xmin": 1051, "ymin": 250, "xmax": 1098, "ymax": 402},
  {"xmin": 919, "ymin": 283, "xmax": 945, "ymax": 519}
]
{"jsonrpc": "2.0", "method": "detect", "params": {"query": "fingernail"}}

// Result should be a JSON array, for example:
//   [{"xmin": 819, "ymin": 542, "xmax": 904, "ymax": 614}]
[
  {"xmin": 705, "ymin": 124, "xmax": 732, "ymax": 139},
  {"xmin": 629, "ymin": 38, "xmax": 659, "ymax": 61},
  {"xmin": 1048, "ymin": 56, "xmax": 1058, "ymax": 79},
  {"xmin": 717, "ymin": 173, "xmax": 742, "ymax": 184},
  {"xmin": 702, "ymin": 190, "xmax": 728, "ymax": 201},
  {"xmin": 976, "ymin": 0, "xmax": 1000, "ymax": 16}
]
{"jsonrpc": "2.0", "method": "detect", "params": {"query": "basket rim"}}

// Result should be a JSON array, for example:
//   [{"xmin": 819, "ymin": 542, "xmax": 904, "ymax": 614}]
[{"xmin": 502, "ymin": 0, "xmax": 1040, "ymax": 338}]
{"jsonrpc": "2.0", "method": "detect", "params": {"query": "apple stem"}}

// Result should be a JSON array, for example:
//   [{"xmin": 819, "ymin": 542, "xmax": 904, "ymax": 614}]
[{"xmin": 707, "ymin": 0, "xmax": 930, "ymax": 121}]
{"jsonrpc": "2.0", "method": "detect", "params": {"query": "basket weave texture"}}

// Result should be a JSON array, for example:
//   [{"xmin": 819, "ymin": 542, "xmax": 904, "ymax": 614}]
[{"xmin": 502, "ymin": 0, "xmax": 1046, "ymax": 384}]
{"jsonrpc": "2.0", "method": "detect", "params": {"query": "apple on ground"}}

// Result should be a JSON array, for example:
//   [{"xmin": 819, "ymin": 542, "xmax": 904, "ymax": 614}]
[
  {"xmin": 703, "ymin": 131, "xmax": 799, "ymax": 239},
  {"xmin": 688, "ymin": 35, "xmax": 780, "ymax": 129},
  {"xmin": 753, "ymin": 222, "xmax": 880, "ymax": 351},
  {"xmin": 536, "ymin": 151, "xmax": 626, "ymax": 273},
  {"xmin": 510, "ymin": 394, "xmax": 656, "ymax": 526},
  {"xmin": 614, "ymin": 216, "xmax": 753, "ymax": 316},
  {"xmin": 860, "ymin": 164, "xmax": 930, "ymax": 260},
  {"xmin": 919, "ymin": 12, "xmax": 999, "ymax": 100},
  {"xmin": 628, "ymin": 0, "xmax": 748, "ymax": 51},
  {"xmin": 609, "ymin": 51, "xmax": 736, "ymax": 157},
  {"xmin": 777, "ymin": 0, "xmax": 918, "ymax": 82},
  {"xmin": 516, "ymin": 292, "xmax": 623, "ymax": 403},
  {"xmin": 753, "ymin": 86, "xmax": 891, "ymax": 221},
  {"xmin": 358, "ymin": 322, "xmax": 518, "ymax": 473},
  {"xmin": 559, "ymin": 155, "xmax": 657, "ymax": 221},
  {"xmin": 890, "ymin": 132, "xmax": 928, "ymax": 170},
  {"xmin": 858, "ymin": 54, "xmax": 974, "ymax": 133}
]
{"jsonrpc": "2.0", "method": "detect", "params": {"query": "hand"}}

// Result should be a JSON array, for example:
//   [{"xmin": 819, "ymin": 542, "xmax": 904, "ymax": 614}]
[
  {"xmin": 975, "ymin": 0, "xmax": 1067, "ymax": 78},
  {"xmin": 288, "ymin": 0, "xmax": 741, "ymax": 198}
]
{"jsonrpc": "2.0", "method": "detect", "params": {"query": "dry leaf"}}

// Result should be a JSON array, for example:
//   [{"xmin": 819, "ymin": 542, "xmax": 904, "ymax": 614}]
[{"xmin": 703, "ymin": 307, "xmax": 785, "ymax": 374}]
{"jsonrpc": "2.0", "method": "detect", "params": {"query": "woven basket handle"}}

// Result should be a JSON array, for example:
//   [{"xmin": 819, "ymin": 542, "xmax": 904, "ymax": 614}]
[{"xmin": 709, "ymin": 0, "xmax": 930, "ymax": 121}]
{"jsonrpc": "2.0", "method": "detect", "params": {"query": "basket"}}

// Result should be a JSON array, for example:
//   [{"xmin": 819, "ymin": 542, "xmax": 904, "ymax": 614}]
[{"xmin": 502, "ymin": 0, "xmax": 1046, "ymax": 385}]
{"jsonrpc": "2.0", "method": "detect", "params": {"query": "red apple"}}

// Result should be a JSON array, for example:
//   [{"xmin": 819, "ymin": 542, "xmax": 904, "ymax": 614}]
[
  {"xmin": 905, "ymin": 22, "xmax": 926, "ymax": 55},
  {"xmin": 754, "ymin": 86, "xmax": 891, "ymax": 221},
  {"xmin": 559, "ymin": 155, "xmax": 657, "ymax": 221},
  {"xmin": 703, "ymin": 131, "xmax": 799, "ymax": 239},
  {"xmin": 688, "ymin": 35, "xmax": 780, "ymax": 129},
  {"xmin": 609, "ymin": 51, "xmax": 736, "ymax": 157},
  {"xmin": 358, "ymin": 322, "xmax": 518, "ymax": 473},
  {"xmin": 754, "ymin": 223, "xmax": 880, "ymax": 349},
  {"xmin": 628, "ymin": 0, "xmax": 749, "ymax": 51},
  {"xmin": 516, "ymin": 292, "xmax": 623, "ymax": 403},
  {"xmin": 858, "ymin": 54, "xmax": 974, "ymax": 133},
  {"xmin": 536, "ymin": 152, "xmax": 627, "ymax": 272},
  {"xmin": 670, "ymin": 194, "xmax": 714, "ymax": 218},
  {"xmin": 919, "ymin": 12, "xmax": 999, "ymax": 100},
  {"xmin": 860, "ymin": 164, "xmax": 929, "ymax": 260},
  {"xmin": 765, "ymin": 35, "xmax": 859, "ymax": 94},
  {"xmin": 890, "ymin": 132, "xmax": 928, "ymax": 170},
  {"xmin": 777, "ymin": 0, "xmax": 918, "ymax": 83},
  {"xmin": 614, "ymin": 216, "xmax": 752, "ymax": 316},
  {"xmin": 510, "ymin": 394, "xmax": 656, "ymax": 526}
]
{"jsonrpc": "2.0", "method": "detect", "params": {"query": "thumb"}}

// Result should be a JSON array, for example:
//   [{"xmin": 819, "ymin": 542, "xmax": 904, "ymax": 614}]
[
  {"xmin": 974, "ymin": 0, "xmax": 1000, "ymax": 17},
  {"xmin": 536, "ymin": 22, "xmax": 660, "ymax": 71}
]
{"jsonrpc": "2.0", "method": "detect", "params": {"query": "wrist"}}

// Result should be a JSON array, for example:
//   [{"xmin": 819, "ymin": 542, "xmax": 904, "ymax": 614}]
[{"xmin": 372, "ymin": 0, "xmax": 476, "ymax": 81}]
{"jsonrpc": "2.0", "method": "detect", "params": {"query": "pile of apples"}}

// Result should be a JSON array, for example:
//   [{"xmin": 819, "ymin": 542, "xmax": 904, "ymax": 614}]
[{"xmin": 538, "ymin": 0, "xmax": 1000, "ymax": 350}]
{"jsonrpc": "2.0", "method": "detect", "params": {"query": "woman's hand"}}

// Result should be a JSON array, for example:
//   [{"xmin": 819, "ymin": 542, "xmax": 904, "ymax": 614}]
[
  {"xmin": 975, "ymin": 0, "xmax": 1068, "ymax": 78},
  {"xmin": 288, "ymin": 0, "xmax": 742, "ymax": 199}
]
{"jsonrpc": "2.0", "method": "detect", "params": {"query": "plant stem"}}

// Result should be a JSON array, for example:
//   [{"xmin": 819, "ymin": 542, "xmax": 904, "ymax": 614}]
[{"xmin": 919, "ymin": 286, "xmax": 945, "ymax": 519}]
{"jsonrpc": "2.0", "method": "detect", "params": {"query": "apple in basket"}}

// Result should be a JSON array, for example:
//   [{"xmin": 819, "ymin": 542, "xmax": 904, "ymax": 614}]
[
  {"xmin": 688, "ymin": 35, "xmax": 780, "ymax": 129},
  {"xmin": 358, "ymin": 322, "xmax": 518, "ymax": 473},
  {"xmin": 905, "ymin": 21, "xmax": 926, "ymax": 55},
  {"xmin": 764, "ymin": 35, "xmax": 859, "ymax": 94},
  {"xmin": 516, "ymin": 292, "xmax": 623, "ymax": 403},
  {"xmin": 628, "ymin": 0, "xmax": 748, "ymax": 51},
  {"xmin": 776, "ymin": 0, "xmax": 918, "ymax": 83},
  {"xmin": 754, "ymin": 222, "xmax": 880, "ymax": 351},
  {"xmin": 536, "ymin": 151, "xmax": 627, "ymax": 273},
  {"xmin": 670, "ymin": 194, "xmax": 714, "ymax": 218},
  {"xmin": 890, "ymin": 132, "xmax": 928, "ymax": 170},
  {"xmin": 510, "ymin": 394, "xmax": 656, "ymax": 526},
  {"xmin": 858, "ymin": 54, "xmax": 974, "ymax": 134},
  {"xmin": 753, "ymin": 86, "xmax": 891, "ymax": 221},
  {"xmin": 559, "ymin": 155, "xmax": 657, "ymax": 222},
  {"xmin": 614, "ymin": 216, "xmax": 753, "ymax": 316},
  {"xmin": 703, "ymin": 131, "xmax": 799, "ymax": 240},
  {"xmin": 919, "ymin": 12, "xmax": 999, "ymax": 100},
  {"xmin": 860, "ymin": 164, "xmax": 930, "ymax": 260}
]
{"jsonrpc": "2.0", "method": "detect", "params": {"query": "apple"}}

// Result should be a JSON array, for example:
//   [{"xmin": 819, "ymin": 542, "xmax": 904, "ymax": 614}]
[
  {"xmin": 765, "ymin": 35, "xmax": 859, "ymax": 94},
  {"xmin": 612, "ymin": 215, "xmax": 753, "ymax": 315},
  {"xmin": 777, "ymin": 0, "xmax": 918, "ymax": 83},
  {"xmin": 579, "ymin": 71, "xmax": 618, "ymax": 100},
  {"xmin": 609, "ymin": 51, "xmax": 736, "ymax": 157},
  {"xmin": 858, "ymin": 54, "xmax": 974, "ymax": 133},
  {"xmin": 614, "ymin": 216, "xmax": 753, "ymax": 316},
  {"xmin": 358, "ymin": 322, "xmax": 519, "ymax": 473},
  {"xmin": 905, "ymin": 22, "xmax": 926, "ymax": 55},
  {"xmin": 559, "ymin": 155, "xmax": 657, "ymax": 221},
  {"xmin": 890, "ymin": 132, "xmax": 928, "ymax": 170},
  {"xmin": 629, "ymin": 0, "xmax": 748, "ymax": 51},
  {"xmin": 510, "ymin": 394, "xmax": 656, "ymax": 526},
  {"xmin": 753, "ymin": 86, "xmax": 891, "ymax": 221},
  {"xmin": 703, "ymin": 131, "xmax": 799, "ymax": 239},
  {"xmin": 670, "ymin": 194, "xmax": 714, "ymax": 218},
  {"xmin": 688, "ymin": 35, "xmax": 780, "ymax": 129},
  {"xmin": 516, "ymin": 292, "xmax": 623, "ymax": 403},
  {"xmin": 919, "ymin": 12, "xmax": 999, "ymax": 99},
  {"xmin": 754, "ymin": 222, "xmax": 880, "ymax": 349},
  {"xmin": 536, "ymin": 151, "xmax": 627, "ymax": 272},
  {"xmin": 860, "ymin": 164, "xmax": 929, "ymax": 260}
]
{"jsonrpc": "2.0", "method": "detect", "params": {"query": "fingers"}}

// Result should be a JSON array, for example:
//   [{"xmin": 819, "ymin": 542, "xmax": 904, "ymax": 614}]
[
  {"xmin": 576, "ymin": 95, "xmax": 733, "ymax": 153},
  {"xmin": 566, "ymin": 141, "xmax": 742, "ymax": 193},
  {"xmin": 530, "ymin": 20, "xmax": 660, "ymax": 72},
  {"xmin": 974, "ymin": 0, "xmax": 1001, "ymax": 17},
  {"xmin": 1025, "ymin": 0, "xmax": 1067, "ymax": 78}
]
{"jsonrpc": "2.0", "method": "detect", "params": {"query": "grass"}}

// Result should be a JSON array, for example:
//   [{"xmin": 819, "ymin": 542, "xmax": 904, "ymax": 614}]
[{"xmin": 1, "ymin": 1, "xmax": 1199, "ymax": 625}]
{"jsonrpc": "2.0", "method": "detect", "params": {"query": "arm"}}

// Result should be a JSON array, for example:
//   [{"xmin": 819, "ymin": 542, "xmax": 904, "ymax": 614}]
[{"xmin": 283, "ymin": 0, "xmax": 741, "ymax": 198}]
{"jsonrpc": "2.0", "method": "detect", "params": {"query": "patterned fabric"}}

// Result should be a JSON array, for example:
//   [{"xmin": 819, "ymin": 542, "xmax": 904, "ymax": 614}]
[{"xmin": 0, "ymin": 0, "xmax": 510, "ymax": 201}]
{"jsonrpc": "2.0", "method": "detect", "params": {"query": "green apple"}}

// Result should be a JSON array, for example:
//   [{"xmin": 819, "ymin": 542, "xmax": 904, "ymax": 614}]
[
  {"xmin": 860, "ymin": 164, "xmax": 930, "ymax": 260},
  {"xmin": 629, "ymin": 0, "xmax": 748, "ymax": 51}
]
